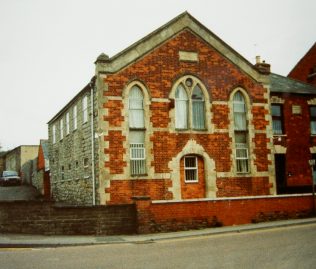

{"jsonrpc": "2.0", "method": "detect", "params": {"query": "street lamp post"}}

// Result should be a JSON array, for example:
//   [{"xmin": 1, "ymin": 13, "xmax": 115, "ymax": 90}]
[{"xmin": 308, "ymin": 159, "xmax": 316, "ymax": 216}]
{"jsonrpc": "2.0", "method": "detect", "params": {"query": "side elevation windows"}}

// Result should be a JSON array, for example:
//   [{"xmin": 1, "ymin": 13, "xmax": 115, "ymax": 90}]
[
  {"xmin": 174, "ymin": 77, "xmax": 206, "ymax": 130},
  {"xmin": 60, "ymin": 118, "xmax": 64, "ymax": 140},
  {"xmin": 82, "ymin": 96, "xmax": 88, "ymax": 124},
  {"xmin": 52, "ymin": 125, "xmax": 56, "ymax": 144},
  {"xmin": 73, "ymin": 105, "xmax": 77, "ymax": 131},
  {"xmin": 233, "ymin": 91, "xmax": 249, "ymax": 173}
]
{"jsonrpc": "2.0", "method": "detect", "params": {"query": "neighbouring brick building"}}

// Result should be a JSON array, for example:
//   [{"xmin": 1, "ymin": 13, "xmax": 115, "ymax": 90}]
[
  {"xmin": 48, "ymin": 12, "xmax": 316, "ymax": 206},
  {"xmin": 288, "ymin": 42, "xmax": 316, "ymax": 86},
  {"xmin": 270, "ymin": 74, "xmax": 316, "ymax": 193}
]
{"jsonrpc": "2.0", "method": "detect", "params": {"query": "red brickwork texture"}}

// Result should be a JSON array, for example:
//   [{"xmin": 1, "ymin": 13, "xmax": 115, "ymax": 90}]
[
  {"xmin": 272, "ymin": 94, "xmax": 314, "ymax": 186},
  {"xmin": 105, "ymin": 179, "xmax": 173, "ymax": 204},
  {"xmin": 216, "ymin": 177, "xmax": 270, "ymax": 197},
  {"xmin": 103, "ymin": 30, "xmax": 270, "ymax": 203},
  {"xmin": 134, "ymin": 195, "xmax": 314, "ymax": 233}
]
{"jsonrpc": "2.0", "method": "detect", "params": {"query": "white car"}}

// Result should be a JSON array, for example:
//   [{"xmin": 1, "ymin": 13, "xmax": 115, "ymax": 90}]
[{"xmin": 0, "ymin": 170, "xmax": 22, "ymax": 186}]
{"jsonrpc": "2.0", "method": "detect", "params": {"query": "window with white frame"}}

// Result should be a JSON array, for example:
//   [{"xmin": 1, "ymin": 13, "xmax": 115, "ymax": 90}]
[
  {"xmin": 60, "ymin": 118, "xmax": 63, "ymax": 140},
  {"xmin": 83, "ymin": 96, "xmax": 88, "ymax": 124},
  {"xmin": 233, "ymin": 91, "xmax": 249, "ymax": 173},
  {"xmin": 73, "ymin": 105, "xmax": 77, "ymax": 130},
  {"xmin": 175, "ymin": 77, "xmax": 206, "ymax": 130},
  {"xmin": 271, "ymin": 104, "xmax": 283, "ymax": 135},
  {"xmin": 129, "ymin": 86, "xmax": 145, "ymax": 129},
  {"xmin": 310, "ymin": 106, "xmax": 316, "ymax": 135},
  {"xmin": 233, "ymin": 92, "xmax": 247, "ymax": 131},
  {"xmin": 235, "ymin": 133, "xmax": 249, "ymax": 173},
  {"xmin": 129, "ymin": 131, "xmax": 146, "ymax": 175},
  {"xmin": 184, "ymin": 156, "xmax": 198, "ymax": 182},
  {"xmin": 66, "ymin": 112, "xmax": 70, "ymax": 135},
  {"xmin": 128, "ymin": 85, "xmax": 146, "ymax": 176},
  {"xmin": 52, "ymin": 124, "xmax": 56, "ymax": 144}
]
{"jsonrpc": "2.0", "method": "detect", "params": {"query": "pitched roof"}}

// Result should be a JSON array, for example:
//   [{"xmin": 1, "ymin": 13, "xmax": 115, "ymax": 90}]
[
  {"xmin": 96, "ymin": 12, "xmax": 267, "ymax": 83},
  {"xmin": 270, "ymin": 73, "xmax": 316, "ymax": 94}
]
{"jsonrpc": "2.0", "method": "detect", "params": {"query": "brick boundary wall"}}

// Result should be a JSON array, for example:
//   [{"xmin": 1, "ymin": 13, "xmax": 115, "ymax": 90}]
[
  {"xmin": 0, "ymin": 201, "xmax": 136, "ymax": 235},
  {"xmin": 132, "ymin": 194, "xmax": 316, "ymax": 234},
  {"xmin": 0, "ymin": 195, "xmax": 314, "ymax": 235}
]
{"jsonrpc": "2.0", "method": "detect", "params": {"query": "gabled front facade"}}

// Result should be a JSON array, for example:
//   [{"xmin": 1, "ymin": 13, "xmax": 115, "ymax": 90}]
[{"xmin": 48, "ymin": 12, "xmax": 276, "ymax": 205}]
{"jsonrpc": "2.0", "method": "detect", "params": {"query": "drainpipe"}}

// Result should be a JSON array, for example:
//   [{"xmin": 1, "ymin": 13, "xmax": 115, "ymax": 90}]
[{"xmin": 90, "ymin": 77, "xmax": 96, "ymax": 206}]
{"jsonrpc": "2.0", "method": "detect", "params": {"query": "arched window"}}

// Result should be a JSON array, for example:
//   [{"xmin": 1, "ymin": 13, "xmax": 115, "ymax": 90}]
[
  {"xmin": 233, "ymin": 91, "xmax": 249, "ymax": 173},
  {"xmin": 128, "ymin": 84, "xmax": 146, "ymax": 175},
  {"xmin": 233, "ymin": 91, "xmax": 247, "ymax": 131},
  {"xmin": 174, "ymin": 77, "xmax": 206, "ymax": 130},
  {"xmin": 129, "ymin": 86, "xmax": 144, "ymax": 129},
  {"xmin": 175, "ymin": 84, "xmax": 188, "ymax": 129},
  {"xmin": 192, "ymin": 85, "xmax": 205, "ymax": 129}
]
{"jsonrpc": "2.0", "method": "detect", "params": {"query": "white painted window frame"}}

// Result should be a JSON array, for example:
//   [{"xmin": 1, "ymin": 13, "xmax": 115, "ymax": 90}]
[{"xmin": 184, "ymin": 156, "xmax": 199, "ymax": 183}]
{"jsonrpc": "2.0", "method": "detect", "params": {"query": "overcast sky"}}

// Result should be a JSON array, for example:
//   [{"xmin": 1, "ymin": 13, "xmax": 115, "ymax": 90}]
[{"xmin": 0, "ymin": 0, "xmax": 315, "ymax": 151}]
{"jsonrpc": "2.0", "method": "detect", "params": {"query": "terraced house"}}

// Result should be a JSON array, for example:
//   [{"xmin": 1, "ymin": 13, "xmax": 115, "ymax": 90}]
[{"xmin": 48, "ymin": 12, "xmax": 316, "ymax": 206}]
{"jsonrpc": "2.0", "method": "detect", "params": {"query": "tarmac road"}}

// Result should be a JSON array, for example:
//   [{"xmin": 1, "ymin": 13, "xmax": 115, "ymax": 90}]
[
  {"xmin": 1, "ymin": 223, "xmax": 315, "ymax": 269},
  {"xmin": 0, "ymin": 185, "xmax": 41, "ymax": 201}
]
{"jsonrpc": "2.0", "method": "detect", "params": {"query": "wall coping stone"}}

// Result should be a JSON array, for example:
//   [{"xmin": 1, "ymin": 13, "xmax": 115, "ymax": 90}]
[{"xmin": 152, "ymin": 193, "xmax": 313, "ymax": 204}]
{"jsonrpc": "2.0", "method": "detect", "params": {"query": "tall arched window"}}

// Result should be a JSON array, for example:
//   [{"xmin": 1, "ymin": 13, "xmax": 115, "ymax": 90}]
[
  {"xmin": 174, "ymin": 77, "xmax": 206, "ymax": 130},
  {"xmin": 175, "ymin": 84, "xmax": 188, "ymax": 129},
  {"xmin": 129, "ymin": 86, "xmax": 144, "ymax": 129},
  {"xmin": 128, "ymin": 85, "xmax": 146, "ymax": 175},
  {"xmin": 192, "ymin": 85, "xmax": 205, "ymax": 129},
  {"xmin": 233, "ymin": 91, "xmax": 249, "ymax": 173}
]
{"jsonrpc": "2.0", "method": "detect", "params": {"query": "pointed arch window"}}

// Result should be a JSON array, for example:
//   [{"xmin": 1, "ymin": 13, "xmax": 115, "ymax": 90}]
[
  {"xmin": 233, "ymin": 91, "xmax": 249, "ymax": 173},
  {"xmin": 174, "ymin": 77, "xmax": 206, "ymax": 130},
  {"xmin": 129, "ymin": 86, "xmax": 145, "ymax": 129}
]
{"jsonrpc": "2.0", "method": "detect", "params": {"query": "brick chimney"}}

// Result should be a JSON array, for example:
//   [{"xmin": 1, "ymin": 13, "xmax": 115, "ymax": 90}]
[{"xmin": 254, "ymin": 55, "xmax": 271, "ymax": 74}]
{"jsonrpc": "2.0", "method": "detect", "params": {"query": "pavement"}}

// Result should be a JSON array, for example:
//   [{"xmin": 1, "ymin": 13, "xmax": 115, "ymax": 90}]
[{"xmin": 1, "ymin": 217, "xmax": 316, "ymax": 248}]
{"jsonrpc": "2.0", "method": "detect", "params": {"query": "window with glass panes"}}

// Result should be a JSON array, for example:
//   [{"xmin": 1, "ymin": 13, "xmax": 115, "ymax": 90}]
[
  {"xmin": 233, "ymin": 91, "xmax": 249, "ymax": 173},
  {"xmin": 184, "ymin": 156, "xmax": 198, "ymax": 182},
  {"xmin": 66, "ymin": 112, "xmax": 70, "ymax": 135},
  {"xmin": 175, "ymin": 77, "xmax": 205, "ymax": 130},
  {"xmin": 310, "ymin": 106, "xmax": 316, "ymax": 135},
  {"xmin": 272, "ymin": 104, "xmax": 283, "ymax": 135},
  {"xmin": 82, "ymin": 96, "xmax": 88, "ymax": 123},
  {"xmin": 129, "ymin": 86, "xmax": 146, "ymax": 175},
  {"xmin": 60, "ymin": 118, "xmax": 63, "ymax": 140},
  {"xmin": 73, "ymin": 105, "xmax": 77, "ymax": 131}
]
